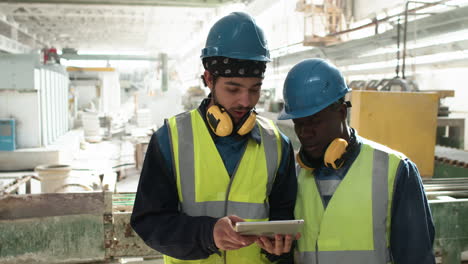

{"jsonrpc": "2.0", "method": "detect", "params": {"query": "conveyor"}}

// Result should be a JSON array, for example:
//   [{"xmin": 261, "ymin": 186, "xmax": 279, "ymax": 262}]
[{"xmin": 435, "ymin": 145, "xmax": 468, "ymax": 168}]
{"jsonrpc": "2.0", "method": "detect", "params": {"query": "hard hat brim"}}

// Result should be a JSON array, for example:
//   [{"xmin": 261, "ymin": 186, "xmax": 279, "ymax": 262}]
[
  {"xmin": 277, "ymin": 104, "xmax": 328, "ymax": 120},
  {"xmin": 277, "ymin": 88, "xmax": 351, "ymax": 120}
]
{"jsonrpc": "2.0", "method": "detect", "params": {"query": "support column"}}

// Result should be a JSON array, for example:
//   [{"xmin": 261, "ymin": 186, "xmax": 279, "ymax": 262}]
[{"xmin": 160, "ymin": 53, "xmax": 168, "ymax": 92}]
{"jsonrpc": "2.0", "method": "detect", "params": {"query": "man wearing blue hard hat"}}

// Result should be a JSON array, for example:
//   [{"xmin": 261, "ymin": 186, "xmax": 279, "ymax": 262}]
[
  {"xmin": 279, "ymin": 58, "xmax": 436, "ymax": 264},
  {"xmin": 131, "ymin": 12, "xmax": 298, "ymax": 264}
]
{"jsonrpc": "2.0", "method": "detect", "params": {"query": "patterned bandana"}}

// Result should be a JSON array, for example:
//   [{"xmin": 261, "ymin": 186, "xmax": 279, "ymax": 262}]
[{"xmin": 202, "ymin": 56, "xmax": 267, "ymax": 78}]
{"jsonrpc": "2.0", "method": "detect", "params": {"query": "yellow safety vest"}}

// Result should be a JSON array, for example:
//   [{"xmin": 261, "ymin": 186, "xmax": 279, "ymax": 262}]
[
  {"xmin": 165, "ymin": 109, "xmax": 282, "ymax": 264},
  {"xmin": 295, "ymin": 139, "xmax": 404, "ymax": 264}
]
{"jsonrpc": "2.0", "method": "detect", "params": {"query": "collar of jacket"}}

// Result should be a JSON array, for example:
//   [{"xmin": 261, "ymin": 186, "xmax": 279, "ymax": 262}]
[{"xmin": 198, "ymin": 98, "xmax": 261, "ymax": 144}]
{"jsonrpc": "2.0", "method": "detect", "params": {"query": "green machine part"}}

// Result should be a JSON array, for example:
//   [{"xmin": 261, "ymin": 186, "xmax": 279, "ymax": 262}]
[{"xmin": 430, "ymin": 200, "xmax": 468, "ymax": 264}]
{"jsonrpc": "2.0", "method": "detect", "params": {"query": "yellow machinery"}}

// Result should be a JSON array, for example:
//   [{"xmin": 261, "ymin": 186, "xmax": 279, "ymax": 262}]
[{"xmin": 350, "ymin": 90, "xmax": 439, "ymax": 177}]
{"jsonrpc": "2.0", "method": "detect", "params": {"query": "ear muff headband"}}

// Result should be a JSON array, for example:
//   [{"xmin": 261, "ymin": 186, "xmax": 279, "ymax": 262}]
[{"xmin": 206, "ymin": 104, "xmax": 257, "ymax": 137}]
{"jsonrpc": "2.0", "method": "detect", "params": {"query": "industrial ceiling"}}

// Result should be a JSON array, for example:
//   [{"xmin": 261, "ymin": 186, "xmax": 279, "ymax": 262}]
[{"xmin": 0, "ymin": 0, "xmax": 249, "ymax": 55}]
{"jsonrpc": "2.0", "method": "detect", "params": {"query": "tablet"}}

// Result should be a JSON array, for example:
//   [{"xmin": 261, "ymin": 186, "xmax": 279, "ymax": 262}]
[{"xmin": 235, "ymin": 219, "xmax": 304, "ymax": 238}]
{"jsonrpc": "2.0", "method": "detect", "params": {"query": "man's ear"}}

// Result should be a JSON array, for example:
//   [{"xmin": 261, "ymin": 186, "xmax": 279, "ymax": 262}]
[
  {"xmin": 339, "ymin": 103, "xmax": 348, "ymax": 121},
  {"xmin": 203, "ymin": 70, "xmax": 214, "ymax": 90}
]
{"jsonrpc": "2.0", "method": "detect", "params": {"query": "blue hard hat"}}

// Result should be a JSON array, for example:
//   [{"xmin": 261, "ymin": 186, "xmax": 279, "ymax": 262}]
[
  {"xmin": 201, "ymin": 12, "xmax": 270, "ymax": 62},
  {"xmin": 278, "ymin": 59, "xmax": 351, "ymax": 120}
]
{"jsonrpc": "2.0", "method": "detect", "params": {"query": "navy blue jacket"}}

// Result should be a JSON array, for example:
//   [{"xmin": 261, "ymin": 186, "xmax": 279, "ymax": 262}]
[{"xmin": 131, "ymin": 101, "xmax": 297, "ymax": 262}]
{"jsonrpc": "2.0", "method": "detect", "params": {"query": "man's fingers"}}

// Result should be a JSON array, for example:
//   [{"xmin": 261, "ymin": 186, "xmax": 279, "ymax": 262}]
[
  {"xmin": 224, "ymin": 215, "xmax": 254, "ymax": 245},
  {"xmin": 259, "ymin": 236, "xmax": 275, "ymax": 252},
  {"xmin": 228, "ymin": 232, "xmax": 248, "ymax": 246},
  {"xmin": 224, "ymin": 224, "xmax": 251, "ymax": 245},
  {"xmin": 256, "ymin": 234, "xmax": 297, "ymax": 255},
  {"xmin": 255, "ymin": 237, "xmax": 264, "ymax": 248},
  {"xmin": 241, "ymin": 235, "xmax": 257, "ymax": 245},
  {"xmin": 214, "ymin": 217, "xmax": 245, "ymax": 249},
  {"xmin": 282, "ymin": 234, "xmax": 293, "ymax": 253},
  {"xmin": 214, "ymin": 216, "xmax": 254, "ymax": 250},
  {"xmin": 295, "ymin": 232, "xmax": 301, "ymax": 240},
  {"xmin": 274, "ymin": 234, "xmax": 284, "ymax": 255}
]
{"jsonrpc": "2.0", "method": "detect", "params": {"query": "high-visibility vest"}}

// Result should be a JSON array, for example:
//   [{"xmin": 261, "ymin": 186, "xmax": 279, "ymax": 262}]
[
  {"xmin": 165, "ymin": 109, "xmax": 282, "ymax": 264},
  {"xmin": 295, "ymin": 139, "xmax": 404, "ymax": 264}
]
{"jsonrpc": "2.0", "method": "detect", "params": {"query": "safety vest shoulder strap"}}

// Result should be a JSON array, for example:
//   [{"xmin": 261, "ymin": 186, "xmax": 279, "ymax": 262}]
[
  {"xmin": 256, "ymin": 115, "xmax": 282, "ymax": 195},
  {"xmin": 362, "ymin": 138, "xmax": 406, "ymax": 161}
]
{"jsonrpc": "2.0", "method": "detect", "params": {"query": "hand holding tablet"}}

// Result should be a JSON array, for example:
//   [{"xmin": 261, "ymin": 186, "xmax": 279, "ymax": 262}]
[{"xmin": 234, "ymin": 219, "xmax": 304, "ymax": 238}]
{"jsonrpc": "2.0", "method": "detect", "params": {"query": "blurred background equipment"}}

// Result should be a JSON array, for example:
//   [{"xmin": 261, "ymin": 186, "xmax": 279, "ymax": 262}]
[
  {"xmin": 181, "ymin": 85, "xmax": 206, "ymax": 111},
  {"xmin": 0, "ymin": 119, "xmax": 16, "ymax": 151}
]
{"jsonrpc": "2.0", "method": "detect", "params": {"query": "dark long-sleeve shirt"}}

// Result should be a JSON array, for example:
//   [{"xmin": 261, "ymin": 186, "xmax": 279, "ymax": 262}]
[
  {"xmin": 310, "ymin": 129, "xmax": 435, "ymax": 263},
  {"xmin": 131, "ymin": 104, "xmax": 297, "ymax": 262}
]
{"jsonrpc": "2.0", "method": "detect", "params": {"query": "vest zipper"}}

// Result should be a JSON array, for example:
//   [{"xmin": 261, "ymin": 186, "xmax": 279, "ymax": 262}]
[{"xmin": 222, "ymin": 143, "xmax": 248, "ymax": 264}]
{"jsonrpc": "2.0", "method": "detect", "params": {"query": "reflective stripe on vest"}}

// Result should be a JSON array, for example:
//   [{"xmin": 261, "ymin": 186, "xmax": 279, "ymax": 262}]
[{"xmin": 295, "ymin": 140, "xmax": 403, "ymax": 264}]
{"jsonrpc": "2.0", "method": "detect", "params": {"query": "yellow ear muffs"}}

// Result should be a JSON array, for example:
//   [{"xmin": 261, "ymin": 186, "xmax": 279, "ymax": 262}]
[
  {"xmin": 206, "ymin": 105, "xmax": 233, "ymax": 137},
  {"xmin": 236, "ymin": 111, "xmax": 256, "ymax": 136},
  {"xmin": 206, "ymin": 105, "xmax": 257, "ymax": 137},
  {"xmin": 324, "ymin": 138, "xmax": 348, "ymax": 169}
]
